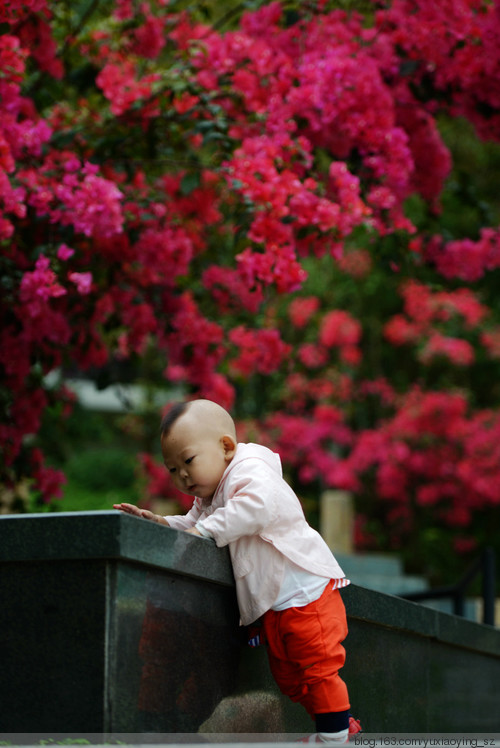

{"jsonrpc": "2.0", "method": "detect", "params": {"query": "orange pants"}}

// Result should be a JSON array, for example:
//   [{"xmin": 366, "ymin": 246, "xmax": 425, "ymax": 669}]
[{"xmin": 261, "ymin": 584, "xmax": 350, "ymax": 718}]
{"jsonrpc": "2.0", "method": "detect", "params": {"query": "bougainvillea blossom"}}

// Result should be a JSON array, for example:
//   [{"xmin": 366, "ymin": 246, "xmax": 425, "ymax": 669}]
[{"xmin": 2, "ymin": 0, "xmax": 500, "ymax": 576}]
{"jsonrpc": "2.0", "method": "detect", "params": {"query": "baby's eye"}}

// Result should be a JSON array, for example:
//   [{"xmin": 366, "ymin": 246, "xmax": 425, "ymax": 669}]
[
  {"xmin": 168, "ymin": 467, "xmax": 176, "ymax": 474},
  {"xmin": 185, "ymin": 456, "xmax": 194, "ymax": 465}
]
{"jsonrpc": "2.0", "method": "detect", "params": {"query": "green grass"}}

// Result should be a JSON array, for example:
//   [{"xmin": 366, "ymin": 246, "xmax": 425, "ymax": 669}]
[
  {"xmin": 58, "ymin": 481, "xmax": 137, "ymax": 512},
  {"xmin": 53, "ymin": 447, "xmax": 143, "ymax": 512}
]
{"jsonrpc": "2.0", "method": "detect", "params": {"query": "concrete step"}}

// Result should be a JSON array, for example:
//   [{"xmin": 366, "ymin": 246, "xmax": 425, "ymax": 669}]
[
  {"xmin": 336, "ymin": 553, "xmax": 492, "ymax": 625},
  {"xmin": 336, "ymin": 552, "xmax": 403, "ymax": 577},
  {"xmin": 335, "ymin": 552, "xmax": 429, "ymax": 596}
]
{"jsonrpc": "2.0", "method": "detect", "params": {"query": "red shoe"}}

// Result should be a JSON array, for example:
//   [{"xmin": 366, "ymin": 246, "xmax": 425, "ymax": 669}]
[{"xmin": 348, "ymin": 715, "xmax": 363, "ymax": 735}]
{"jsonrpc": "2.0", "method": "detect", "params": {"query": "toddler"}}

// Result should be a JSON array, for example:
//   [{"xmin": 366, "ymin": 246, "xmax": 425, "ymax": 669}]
[{"xmin": 115, "ymin": 398, "xmax": 361, "ymax": 742}]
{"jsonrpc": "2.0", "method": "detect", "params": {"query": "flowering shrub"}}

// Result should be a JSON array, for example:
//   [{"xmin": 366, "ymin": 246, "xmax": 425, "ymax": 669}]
[{"xmin": 2, "ymin": 0, "xmax": 500, "ymax": 579}]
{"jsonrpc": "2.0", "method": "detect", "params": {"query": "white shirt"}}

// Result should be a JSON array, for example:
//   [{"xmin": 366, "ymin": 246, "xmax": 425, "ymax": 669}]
[{"xmin": 271, "ymin": 560, "xmax": 330, "ymax": 610}]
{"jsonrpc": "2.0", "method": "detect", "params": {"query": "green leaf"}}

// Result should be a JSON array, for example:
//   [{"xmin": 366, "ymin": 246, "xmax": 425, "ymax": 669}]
[{"xmin": 180, "ymin": 172, "xmax": 201, "ymax": 195}]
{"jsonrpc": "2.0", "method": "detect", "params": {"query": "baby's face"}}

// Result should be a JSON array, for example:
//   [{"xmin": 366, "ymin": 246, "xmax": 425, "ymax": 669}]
[{"xmin": 161, "ymin": 416, "xmax": 234, "ymax": 501}]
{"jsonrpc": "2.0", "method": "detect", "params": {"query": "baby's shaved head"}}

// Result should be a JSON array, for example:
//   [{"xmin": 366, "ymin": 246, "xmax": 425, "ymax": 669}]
[{"xmin": 160, "ymin": 399, "xmax": 236, "ymax": 441}]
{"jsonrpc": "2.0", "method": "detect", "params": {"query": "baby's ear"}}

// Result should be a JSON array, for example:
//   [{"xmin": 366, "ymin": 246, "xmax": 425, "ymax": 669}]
[{"xmin": 221, "ymin": 434, "xmax": 237, "ymax": 460}]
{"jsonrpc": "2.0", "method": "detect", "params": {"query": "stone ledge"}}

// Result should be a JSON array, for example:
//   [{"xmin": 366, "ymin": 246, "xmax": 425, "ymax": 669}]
[
  {"xmin": 0, "ymin": 511, "xmax": 234, "ymax": 587},
  {"xmin": 342, "ymin": 584, "xmax": 500, "ymax": 658},
  {"xmin": 2, "ymin": 511, "xmax": 498, "ymax": 657}
]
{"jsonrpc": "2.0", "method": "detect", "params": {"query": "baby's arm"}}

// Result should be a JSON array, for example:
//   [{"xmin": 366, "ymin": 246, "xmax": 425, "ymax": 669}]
[
  {"xmin": 114, "ymin": 500, "xmax": 208, "ymax": 535},
  {"xmin": 113, "ymin": 502, "xmax": 170, "ymax": 526}
]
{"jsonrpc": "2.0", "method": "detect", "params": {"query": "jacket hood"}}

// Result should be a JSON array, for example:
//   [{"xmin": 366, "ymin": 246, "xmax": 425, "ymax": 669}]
[{"xmin": 228, "ymin": 442, "xmax": 283, "ymax": 478}]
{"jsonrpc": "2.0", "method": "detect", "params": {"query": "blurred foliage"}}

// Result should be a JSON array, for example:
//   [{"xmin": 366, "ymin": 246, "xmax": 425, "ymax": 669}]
[{"xmin": 4, "ymin": 0, "xmax": 500, "ymax": 596}]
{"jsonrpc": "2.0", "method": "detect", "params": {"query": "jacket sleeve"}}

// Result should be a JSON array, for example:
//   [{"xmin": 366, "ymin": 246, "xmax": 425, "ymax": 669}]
[
  {"xmin": 165, "ymin": 498, "xmax": 204, "ymax": 530},
  {"xmin": 198, "ymin": 459, "xmax": 279, "ymax": 547}
]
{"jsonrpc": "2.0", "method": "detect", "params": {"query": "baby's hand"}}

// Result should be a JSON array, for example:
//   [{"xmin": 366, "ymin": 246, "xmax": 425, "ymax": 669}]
[
  {"xmin": 113, "ymin": 503, "xmax": 169, "ymax": 525},
  {"xmin": 185, "ymin": 526, "xmax": 202, "ymax": 536}
]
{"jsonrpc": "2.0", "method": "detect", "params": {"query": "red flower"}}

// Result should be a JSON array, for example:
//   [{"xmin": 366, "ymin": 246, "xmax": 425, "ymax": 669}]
[
  {"xmin": 319, "ymin": 310, "xmax": 361, "ymax": 348},
  {"xmin": 229, "ymin": 326, "xmax": 291, "ymax": 377},
  {"xmin": 288, "ymin": 297, "xmax": 320, "ymax": 328}
]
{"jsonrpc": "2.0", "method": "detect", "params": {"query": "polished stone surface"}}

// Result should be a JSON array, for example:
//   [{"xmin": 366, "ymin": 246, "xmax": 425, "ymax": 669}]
[
  {"xmin": 0, "ymin": 510, "xmax": 234, "ymax": 586},
  {"xmin": 342, "ymin": 585, "xmax": 500, "ymax": 732},
  {"xmin": 1, "ymin": 512, "xmax": 499, "ymax": 736},
  {"xmin": 0, "ymin": 512, "xmax": 301, "ymax": 735}
]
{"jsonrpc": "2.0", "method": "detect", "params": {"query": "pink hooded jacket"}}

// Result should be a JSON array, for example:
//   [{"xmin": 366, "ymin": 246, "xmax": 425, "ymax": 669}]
[{"xmin": 165, "ymin": 442, "xmax": 346, "ymax": 625}]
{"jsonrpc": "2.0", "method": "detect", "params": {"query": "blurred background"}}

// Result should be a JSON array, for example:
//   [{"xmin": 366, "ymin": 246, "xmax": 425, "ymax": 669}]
[{"xmin": 2, "ymin": 0, "xmax": 500, "ymax": 611}]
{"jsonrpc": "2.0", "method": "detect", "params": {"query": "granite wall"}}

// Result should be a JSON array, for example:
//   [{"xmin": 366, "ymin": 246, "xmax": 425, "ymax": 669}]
[{"xmin": 0, "ymin": 511, "xmax": 499, "ymax": 737}]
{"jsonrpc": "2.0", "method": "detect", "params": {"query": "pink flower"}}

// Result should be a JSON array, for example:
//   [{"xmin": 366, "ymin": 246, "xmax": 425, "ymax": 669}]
[
  {"xmin": 20, "ymin": 255, "xmax": 66, "ymax": 317},
  {"xmin": 425, "ymin": 229, "xmax": 500, "ymax": 282},
  {"xmin": 132, "ymin": 14, "xmax": 166, "ymax": 59},
  {"xmin": 481, "ymin": 328, "xmax": 500, "ymax": 359},
  {"xmin": 54, "ymin": 171, "xmax": 124, "ymax": 238},
  {"xmin": 419, "ymin": 333, "xmax": 475, "ymax": 367},
  {"xmin": 134, "ymin": 226, "xmax": 193, "ymax": 285},
  {"xmin": 57, "ymin": 243, "xmax": 74, "ymax": 260},
  {"xmin": 229, "ymin": 326, "xmax": 291, "ymax": 377},
  {"xmin": 298, "ymin": 343, "xmax": 328, "ymax": 369},
  {"xmin": 319, "ymin": 309, "xmax": 362, "ymax": 348},
  {"xmin": 68, "ymin": 271, "xmax": 92, "ymax": 295},
  {"xmin": 202, "ymin": 266, "xmax": 264, "ymax": 314},
  {"xmin": 384, "ymin": 315, "xmax": 422, "ymax": 345},
  {"xmin": 288, "ymin": 296, "xmax": 320, "ymax": 328},
  {"xmin": 340, "ymin": 345, "xmax": 362, "ymax": 367},
  {"xmin": 198, "ymin": 373, "xmax": 235, "ymax": 412},
  {"xmin": 96, "ymin": 59, "xmax": 161, "ymax": 116}
]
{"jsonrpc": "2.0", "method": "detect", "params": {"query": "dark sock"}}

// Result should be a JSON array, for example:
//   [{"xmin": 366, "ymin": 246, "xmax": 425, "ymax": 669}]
[{"xmin": 315, "ymin": 710, "xmax": 350, "ymax": 733}]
